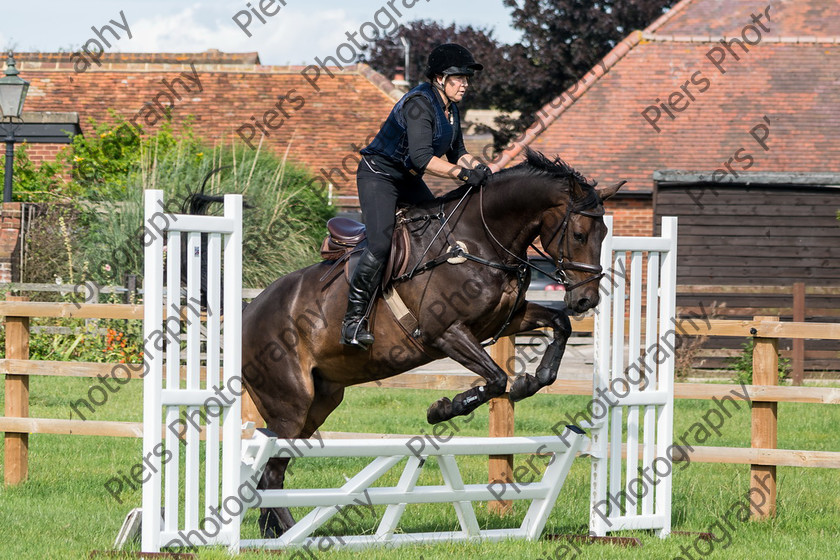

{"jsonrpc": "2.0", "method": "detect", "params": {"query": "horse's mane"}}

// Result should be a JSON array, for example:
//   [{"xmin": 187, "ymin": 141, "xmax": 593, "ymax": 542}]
[
  {"xmin": 505, "ymin": 148, "xmax": 598, "ymax": 190},
  {"xmin": 411, "ymin": 148, "xmax": 599, "ymax": 210}
]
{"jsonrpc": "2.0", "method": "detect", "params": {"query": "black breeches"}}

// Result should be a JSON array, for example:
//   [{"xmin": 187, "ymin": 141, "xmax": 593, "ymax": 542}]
[{"xmin": 356, "ymin": 158, "xmax": 435, "ymax": 262}]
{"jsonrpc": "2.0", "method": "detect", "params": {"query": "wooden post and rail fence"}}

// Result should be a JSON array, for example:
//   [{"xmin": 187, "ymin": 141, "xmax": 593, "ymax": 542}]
[{"xmin": 2, "ymin": 298, "xmax": 840, "ymax": 522}]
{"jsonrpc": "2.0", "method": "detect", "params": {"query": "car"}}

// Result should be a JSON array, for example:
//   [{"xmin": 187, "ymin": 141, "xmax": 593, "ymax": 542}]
[{"xmin": 526, "ymin": 257, "xmax": 566, "ymax": 312}]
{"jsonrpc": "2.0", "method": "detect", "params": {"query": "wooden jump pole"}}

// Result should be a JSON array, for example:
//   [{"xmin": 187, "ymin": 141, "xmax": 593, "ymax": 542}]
[
  {"xmin": 791, "ymin": 283, "xmax": 805, "ymax": 386},
  {"xmin": 488, "ymin": 334, "xmax": 516, "ymax": 514},
  {"xmin": 4, "ymin": 295, "xmax": 30, "ymax": 486},
  {"xmin": 750, "ymin": 315, "xmax": 778, "ymax": 519}
]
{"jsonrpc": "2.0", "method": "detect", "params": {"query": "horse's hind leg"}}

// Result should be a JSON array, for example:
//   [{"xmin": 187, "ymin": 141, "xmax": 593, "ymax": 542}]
[
  {"xmin": 427, "ymin": 325, "xmax": 508, "ymax": 424},
  {"xmin": 246, "ymin": 359, "xmax": 314, "ymax": 539},
  {"xmin": 257, "ymin": 457, "xmax": 296, "ymax": 537},
  {"xmin": 500, "ymin": 302, "xmax": 572, "ymax": 402}
]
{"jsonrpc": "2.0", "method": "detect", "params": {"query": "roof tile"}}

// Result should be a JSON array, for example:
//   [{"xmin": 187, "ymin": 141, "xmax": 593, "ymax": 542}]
[{"xmin": 18, "ymin": 59, "xmax": 399, "ymax": 205}]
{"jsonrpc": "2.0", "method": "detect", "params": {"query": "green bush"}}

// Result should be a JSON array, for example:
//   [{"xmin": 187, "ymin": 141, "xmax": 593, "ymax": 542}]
[
  {"xmin": 729, "ymin": 338, "xmax": 791, "ymax": 385},
  {"xmin": 0, "ymin": 142, "xmax": 66, "ymax": 202},
  {"xmin": 20, "ymin": 118, "xmax": 334, "ymax": 289}
]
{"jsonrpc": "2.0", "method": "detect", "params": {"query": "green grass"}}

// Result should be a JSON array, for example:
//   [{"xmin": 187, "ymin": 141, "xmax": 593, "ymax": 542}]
[{"xmin": 1, "ymin": 377, "xmax": 839, "ymax": 559}]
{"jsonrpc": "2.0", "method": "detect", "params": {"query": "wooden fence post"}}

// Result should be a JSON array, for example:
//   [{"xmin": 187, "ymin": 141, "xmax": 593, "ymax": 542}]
[
  {"xmin": 242, "ymin": 391, "xmax": 265, "ymax": 428},
  {"xmin": 4, "ymin": 295, "xmax": 30, "ymax": 486},
  {"xmin": 124, "ymin": 274, "xmax": 138, "ymax": 305},
  {"xmin": 750, "ymin": 315, "xmax": 778, "ymax": 519},
  {"xmin": 791, "ymin": 282, "xmax": 805, "ymax": 386},
  {"xmin": 488, "ymin": 334, "xmax": 516, "ymax": 514}
]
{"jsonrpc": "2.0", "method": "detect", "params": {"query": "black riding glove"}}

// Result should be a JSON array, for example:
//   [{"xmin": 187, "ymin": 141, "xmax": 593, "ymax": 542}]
[
  {"xmin": 457, "ymin": 166, "xmax": 490, "ymax": 187},
  {"xmin": 474, "ymin": 163, "xmax": 493, "ymax": 176}
]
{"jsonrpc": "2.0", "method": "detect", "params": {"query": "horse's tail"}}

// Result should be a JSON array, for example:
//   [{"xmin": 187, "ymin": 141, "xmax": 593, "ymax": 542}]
[
  {"xmin": 181, "ymin": 166, "xmax": 230, "ymax": 215},
  {"xmin": 178, "ymin": 166, "xmax": 252, "ymax": 312}
]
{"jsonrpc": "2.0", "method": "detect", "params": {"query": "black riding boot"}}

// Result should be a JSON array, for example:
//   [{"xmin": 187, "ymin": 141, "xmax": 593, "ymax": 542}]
[{"xmin": 340, "ymin": 250, "xmax": 385, "ymax": 349}]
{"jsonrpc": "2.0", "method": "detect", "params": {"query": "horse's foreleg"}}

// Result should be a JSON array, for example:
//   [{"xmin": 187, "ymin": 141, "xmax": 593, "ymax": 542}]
[
  {"xmin": 495, "ymin": 302, "xmax": 572, "ymax": 402},
  {"xmin": 427, "ymin": 325, "xmax": 508, "ymax": 424}
]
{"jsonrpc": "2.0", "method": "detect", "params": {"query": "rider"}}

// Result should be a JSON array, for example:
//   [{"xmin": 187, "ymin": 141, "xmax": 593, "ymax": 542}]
[{"xmin": 340, "ymin": 43, "xmax": 493, "ymax": 349}]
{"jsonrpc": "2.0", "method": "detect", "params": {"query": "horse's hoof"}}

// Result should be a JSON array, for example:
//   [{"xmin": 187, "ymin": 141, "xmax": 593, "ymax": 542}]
[
  {"xmin": 427, "ymin": 397, "xmax": 452, "ymax": 424},
  {"xmin": 258, "ymin": 509, "xmax": 284, "ymax": 539}
]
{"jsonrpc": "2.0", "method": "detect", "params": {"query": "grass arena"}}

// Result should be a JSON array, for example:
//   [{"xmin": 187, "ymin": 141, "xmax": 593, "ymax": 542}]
[{"xmin": 2, "ymin": 192, "xmax": 839, "ymax": 560}]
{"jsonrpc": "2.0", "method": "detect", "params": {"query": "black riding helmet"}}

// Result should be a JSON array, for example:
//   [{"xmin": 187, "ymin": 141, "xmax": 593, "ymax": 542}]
[{"xmin": 425, "ymin": 43, "xmax": 483, "ymax": 79}]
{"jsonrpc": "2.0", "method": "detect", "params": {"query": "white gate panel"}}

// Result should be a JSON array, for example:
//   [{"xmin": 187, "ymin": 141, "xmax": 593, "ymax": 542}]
[
  {"xmin": 141, "ymin": 190, "xmax": 243, "ymax": 553},
  {"xmin": 589, "ymin": 216, "xmax": 677, "ymax": 538}
]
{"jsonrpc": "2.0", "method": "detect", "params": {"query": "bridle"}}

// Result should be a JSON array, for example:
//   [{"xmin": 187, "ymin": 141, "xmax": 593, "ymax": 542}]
[
  {"xmin": 530, "ymin": 191, "xmax": 606, "ymax": 292},
  {"xmin": 475, "ymin": 178, "xmax": 606, "ymax": 292},
  {"xmin": 394, "ymin": 177, "xmax": 607, "ymax": 345}
]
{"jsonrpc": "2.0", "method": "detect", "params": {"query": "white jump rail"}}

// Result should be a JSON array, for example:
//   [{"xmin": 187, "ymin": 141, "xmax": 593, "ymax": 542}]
[
  {"xmin": 589, "ymin": 216, "xmax": 677, "ymax": 538},
  {"xmin": 240, "ymin": 429, "xmax": 587, "ymax": 550}
]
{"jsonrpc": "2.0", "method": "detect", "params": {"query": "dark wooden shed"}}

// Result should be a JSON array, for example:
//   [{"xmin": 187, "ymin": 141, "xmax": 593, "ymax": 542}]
[{"xmin": 653, "ymin": 171, "xmax": 840, "ymax": 374}]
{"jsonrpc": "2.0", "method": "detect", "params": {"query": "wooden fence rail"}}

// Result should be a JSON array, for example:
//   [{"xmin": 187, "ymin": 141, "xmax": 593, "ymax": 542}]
[{"xmin": 2, "ymin": 300, "xmax": 839, "ymax": 524}]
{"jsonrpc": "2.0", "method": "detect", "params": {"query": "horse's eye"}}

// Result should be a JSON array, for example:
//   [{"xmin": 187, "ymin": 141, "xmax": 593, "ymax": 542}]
[{"xmin": 573, "ymin": 232, "xmax": 585, "ymax": 243}]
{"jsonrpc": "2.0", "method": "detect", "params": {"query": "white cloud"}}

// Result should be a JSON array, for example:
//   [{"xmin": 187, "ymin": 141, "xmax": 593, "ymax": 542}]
[
  {"xmin": 6, "ymin": 1, "xmax": 522, "ymax": 63},
  {"xmin": 121, "ymin": 5, "xmax": 370, "ymax": 66}
]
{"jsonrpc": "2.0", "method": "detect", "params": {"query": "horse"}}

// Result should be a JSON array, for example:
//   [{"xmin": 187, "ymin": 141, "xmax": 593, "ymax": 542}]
[{"xmin": 239, "ymin": 149, "xmax": 624, "ymax": 536}]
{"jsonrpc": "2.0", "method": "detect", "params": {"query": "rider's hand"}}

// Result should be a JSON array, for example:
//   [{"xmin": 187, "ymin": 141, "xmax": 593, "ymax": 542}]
[
  {"xmin": 457, "ymin": 166, "xmax": 490, "ymax": 187},
  {"xmin": 474, "ymin": 163, "xmax": 493, "ymax": 176}
]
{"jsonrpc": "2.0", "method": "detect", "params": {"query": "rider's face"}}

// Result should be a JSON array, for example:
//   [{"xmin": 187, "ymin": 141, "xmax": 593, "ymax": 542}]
[{"xmin": 441, "ymin": 74, "xmax": 469, "ymax": 102}]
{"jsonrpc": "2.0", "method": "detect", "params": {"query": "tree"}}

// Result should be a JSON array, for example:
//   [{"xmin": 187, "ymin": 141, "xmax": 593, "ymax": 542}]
[
  {"xmin": 484, "ymin": 0, "xmax": 678, "ymax": 149},
  {"xmin": 358, "ymin": 20, "xmax": 510, "ymax": 114},
  {"xmin": 362, "ymin": 1, "xmax": 677, "ymax": 152},
  {"xmin": 500, "ymin": 0, "xmax": 678, "ymax": 125}
]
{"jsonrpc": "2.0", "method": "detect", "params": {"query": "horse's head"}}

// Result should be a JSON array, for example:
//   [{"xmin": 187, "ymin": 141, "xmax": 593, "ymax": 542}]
[{"xmin": 538, "ymin": 170, "xmax": 624, "ymax": 314}]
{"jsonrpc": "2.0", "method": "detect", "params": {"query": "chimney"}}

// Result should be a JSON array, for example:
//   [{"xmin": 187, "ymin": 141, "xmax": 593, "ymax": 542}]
[{"xmin": 392, "ymin": 66, "xmax": 409, "ymax": 93}]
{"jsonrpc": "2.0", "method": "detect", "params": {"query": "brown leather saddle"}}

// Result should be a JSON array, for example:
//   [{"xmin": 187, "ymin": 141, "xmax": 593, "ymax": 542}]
[{"xmin": 319, "ymin": 216, "xmax": 410, "ymax": 287}]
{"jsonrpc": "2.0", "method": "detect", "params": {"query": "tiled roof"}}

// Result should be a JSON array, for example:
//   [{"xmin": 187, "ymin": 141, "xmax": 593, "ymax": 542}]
[
  {"xmin": 651, "ymin": 0, "xmax": 840, "ymax": 37},
  {"xmin": 17, "ymin": 55, "xmax": 402, "ymax": 205},
  {"xmin": 17, "ymin": 50, "xmax": 261, "ymax": 65},
  {"xmin": 494, "ymin": 0, "xmax": 840, "ymax": 192}
]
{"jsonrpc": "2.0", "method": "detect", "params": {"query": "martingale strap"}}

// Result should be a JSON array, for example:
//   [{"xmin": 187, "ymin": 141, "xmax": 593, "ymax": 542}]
[{"xmin": 399, "ymin": 187, "xmax": 473, "ymax": 281}]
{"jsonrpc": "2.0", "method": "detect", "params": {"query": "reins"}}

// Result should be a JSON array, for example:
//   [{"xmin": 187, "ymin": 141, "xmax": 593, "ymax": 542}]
[
  {"xmin": 393, "ymin": 175, "xmax": 605, "ymax": 344},
  {"xmin": 477, "ymin": 178, "xmax": 605, "ymax": 292}
]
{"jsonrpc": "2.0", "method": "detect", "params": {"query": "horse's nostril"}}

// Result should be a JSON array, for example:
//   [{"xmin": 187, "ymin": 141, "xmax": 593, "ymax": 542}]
[{"xmin": 577, "ymin": 298, "xmax": 592, "ymax": 310}]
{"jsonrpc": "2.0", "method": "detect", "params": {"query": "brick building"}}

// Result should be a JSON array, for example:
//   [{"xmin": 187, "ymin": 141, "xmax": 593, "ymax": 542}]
[
  {"xmin": 493, "ymin": 0, "xmax": 840, "ymax": 240},
  {"xmin": 16, "ymin": 50, "xmax": 404, "ymax": 209},
  {"xmin": 0, "ymin": 51, "xmax": 407, "ymax": 281}
]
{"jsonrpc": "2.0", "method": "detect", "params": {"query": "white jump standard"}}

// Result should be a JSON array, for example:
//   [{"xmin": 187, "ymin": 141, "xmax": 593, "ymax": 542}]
[
  {"xmin": 135, "ymin": 189, "xmax": 678, "ymax": 553},
  {"xmin": 588, "ymin": 216, "xmax": 677, "ymax": 538}
]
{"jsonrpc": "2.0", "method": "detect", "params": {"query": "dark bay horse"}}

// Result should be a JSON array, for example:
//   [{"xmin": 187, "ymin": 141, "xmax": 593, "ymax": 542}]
[{"xmin": 240, "ymin": 150, "xmax": 623, "ymax": 536}]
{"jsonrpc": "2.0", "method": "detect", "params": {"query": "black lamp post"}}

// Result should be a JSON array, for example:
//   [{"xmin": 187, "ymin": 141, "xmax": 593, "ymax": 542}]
[{"xmin": 0, "ymin": 53, "xmax": 30, "ymax": 203}]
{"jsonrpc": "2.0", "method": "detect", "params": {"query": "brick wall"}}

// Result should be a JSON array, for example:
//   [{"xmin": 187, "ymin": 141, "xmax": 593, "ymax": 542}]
[
  {"xmin": 0, "ymin": 203, "xmax": 23, "ymax": 282},
  {"xmin": 23, "ymin": 142, "xmax": 67, "ymax": 165},
  {"xmin": 20, "ymin": 142, "xmax": 73, "ymax": 185},
  {"xmin": 608, "ymin": 197, "xmax": 654, "ymax": 237}
]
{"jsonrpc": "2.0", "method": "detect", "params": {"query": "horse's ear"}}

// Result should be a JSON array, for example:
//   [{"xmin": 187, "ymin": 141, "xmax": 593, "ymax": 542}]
[
  {"xmin": 570, "ymin": 179, "xmax": 586, "ymax": 200},
  {"xmin": 596, "ymin": 180, "xmax": 626, "ymax": 202}
]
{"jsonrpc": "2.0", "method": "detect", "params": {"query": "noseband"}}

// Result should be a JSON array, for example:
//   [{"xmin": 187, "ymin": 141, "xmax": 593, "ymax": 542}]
[{"xmin": 536, "ymin": 190, "xmax": 606, "ymax": 292}]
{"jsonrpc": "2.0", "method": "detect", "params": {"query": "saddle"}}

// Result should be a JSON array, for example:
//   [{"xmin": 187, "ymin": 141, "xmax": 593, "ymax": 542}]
[
  {"xmin": 319, "ymin": 216, "xmax": 418, "ymax": 336},
  {"xmin": 319, "ymin": 216, "xmax": 410, "ymax": 287}
]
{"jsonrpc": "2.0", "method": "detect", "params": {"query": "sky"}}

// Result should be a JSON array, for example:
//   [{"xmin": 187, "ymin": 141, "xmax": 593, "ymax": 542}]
[{"xmin": 2, "ymin": 1, "xmax": 523, "ymax": 66}]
